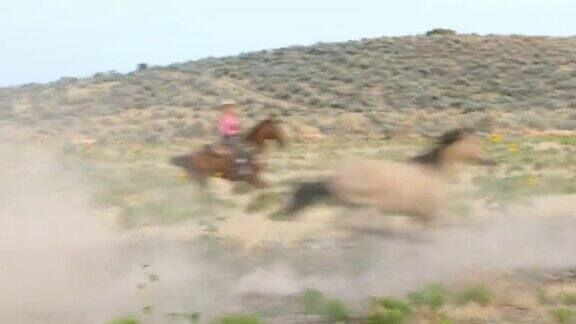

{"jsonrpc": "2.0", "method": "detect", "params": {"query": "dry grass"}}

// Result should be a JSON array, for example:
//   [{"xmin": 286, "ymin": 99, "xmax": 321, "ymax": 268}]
[
  {"xmin": 53, "ymin": 132, "xmax": 576, "ymax": 250},
  {"xmin": 3, "ymin": 34, "xmax": 576, "ymax": 144},
  {"xmin": 3, "ymin": 32, "xmax": 576, "ymax": 324}
]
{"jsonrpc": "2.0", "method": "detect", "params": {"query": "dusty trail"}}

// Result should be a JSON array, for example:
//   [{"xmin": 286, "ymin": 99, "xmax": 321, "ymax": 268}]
[{"xmin": 2, "ymin": 123, "xmax": 576, "ymax": 323}]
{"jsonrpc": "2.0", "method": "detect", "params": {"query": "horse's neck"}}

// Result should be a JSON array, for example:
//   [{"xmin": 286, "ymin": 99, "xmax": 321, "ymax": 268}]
[
  {"xmin": 432, "ymin": 159, "xmax": 460, "ymax": 182},
  {"xmin": 245, "ymin": 130, "xmax": 265, "ymax": 152}
]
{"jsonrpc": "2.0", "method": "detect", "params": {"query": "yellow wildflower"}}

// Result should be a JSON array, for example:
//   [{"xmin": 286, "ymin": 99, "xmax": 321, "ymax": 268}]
[
  {"xmin": 507, "ymin": 142, "xmax": 519, "ymax": 152},
  {"xmin": 125, "ymin": 195, "xmax": 142, "ymax": 207},
  {"xmin": 489, "ymin": 133, "xmax": 502, "ymax": 143},
  {"xmin": 526, "ymin": 176, "xmax": 537, "ymax": 187}
]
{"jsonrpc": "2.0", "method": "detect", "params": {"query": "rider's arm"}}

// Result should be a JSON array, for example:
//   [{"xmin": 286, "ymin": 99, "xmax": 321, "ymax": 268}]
[
  {"xmin": 219, "ymin": 115, "xmax": 240, "ymax": 135},
  {"xmin": 217, "ymin": 117, "xmax": 227, "ymax": 135},
  {"xmin": 230, "ymin": 118, "xmax": 241, "ymax": 131}
]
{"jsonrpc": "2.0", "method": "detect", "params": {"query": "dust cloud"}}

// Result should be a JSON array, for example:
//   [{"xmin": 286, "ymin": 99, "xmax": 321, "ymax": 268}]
[
  {"xmin": 1, "ymin": 124, "xmax": 576, "ymax": 323},
  {"xmin": 0, "ymin": 131, "xmax": 132, "ymax": 323},
  {"xmin": 0, "ymin": 127, "xmax": 254, "ymax": 323}
]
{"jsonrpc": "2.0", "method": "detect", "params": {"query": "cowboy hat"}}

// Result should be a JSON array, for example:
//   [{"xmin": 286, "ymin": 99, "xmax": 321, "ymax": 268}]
[{"xmin": 218, "ymin": 99, "xmax": 236, "ymax": 107}]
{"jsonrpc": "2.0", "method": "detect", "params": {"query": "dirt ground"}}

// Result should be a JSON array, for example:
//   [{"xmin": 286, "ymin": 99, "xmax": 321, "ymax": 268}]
[{"xmin": 2, "ymin": 123, "xmax": 576, "ymax": 323}]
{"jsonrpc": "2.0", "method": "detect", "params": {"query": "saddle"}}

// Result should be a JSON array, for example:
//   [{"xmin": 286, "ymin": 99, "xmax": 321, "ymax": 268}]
[
  {"xmin": 205, "ymin": 142, "xmax": 255, "ymax": 178},
  {"xmin": 205, "ymin": 141, "xmax": 256, "ymax": 158},
  {"xmin": 205, "ymin": 143, "xmax": 234, "ymax": 158}
]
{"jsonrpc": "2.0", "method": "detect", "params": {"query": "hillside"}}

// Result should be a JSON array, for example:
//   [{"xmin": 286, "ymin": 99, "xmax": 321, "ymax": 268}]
[
  {"xmin": 2, "ymin": 33, "xmax": 576, "ymax": 143},
  {"xmin": 4, "ymin": 32, "xmax": 576, "ymax": 324}
]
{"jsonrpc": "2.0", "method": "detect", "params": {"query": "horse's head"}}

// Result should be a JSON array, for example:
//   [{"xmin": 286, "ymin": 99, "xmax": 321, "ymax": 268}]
[
  {"xmin": 440, "ymin": 129, "xmax": 495, "ymax": 166},
  {"xmin": 246, "ymin": 115, "xmax": 285, "ymax": 150}
]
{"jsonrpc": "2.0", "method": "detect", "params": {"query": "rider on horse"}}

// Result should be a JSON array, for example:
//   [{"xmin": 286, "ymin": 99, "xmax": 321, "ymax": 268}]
[{"xmin": 217, "ymin": 100, "xmax": 251, "ymax": 176}]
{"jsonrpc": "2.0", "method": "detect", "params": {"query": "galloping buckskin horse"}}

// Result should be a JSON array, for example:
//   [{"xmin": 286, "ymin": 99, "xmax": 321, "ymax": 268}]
[
  {"xmin": 281, "ymin": 128, "xmax": 495, "ymax": 222},
  {"xmin": 170, "ymin": 116, "xmax": 285, "ymax": 188}
]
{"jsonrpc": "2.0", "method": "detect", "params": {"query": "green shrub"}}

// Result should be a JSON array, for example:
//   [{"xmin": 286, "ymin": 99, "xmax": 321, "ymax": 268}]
[
  {"xmin": 108, "ymin": 317, "xmax": 140, "ymax": 324},
  {"xmin": 367, "ymin": 297, "xmax": 413, "ymax": 324},
  {"xmin": 537, "ymin": 288, "xmax": 553, "ymax": 305},
  {"xmin": 299, "ymin": 289, "xmax": 349, "ymax": 321},
  {"xmin": 165, "ymin": 312, "xmax": 201, "ymax": 324},
  {"xmin": 431, "ymin": 312, "xmax": 454, "ymax": 324},
  {"xmin": 407, "ymin": 283, "xmax": 449, "ymax": 309},
  {"xmin": 324, "ymin": 299, "xmax": 349, "ymax": 322},
  {"xmin": 214, "ymin": 314, "xmax": 261, "ymax": 324},
  {"xmin": 551, "ymin": 307, "xmax": 576, "ymax": 324},
  {"xmin": 300, "ymin": 289, "xmax": 326, "ymax": 315},
  {"xmin": 275, "ymin": 91, "xmax": 291, "ymax": 100},
  {"xmin": 425, "ymin": 28, "xmax": 457, "ymax": 36},
  {"xmin": 562, "ymin": 293, "xmax": 576, "ymax": 306},
  {"xmin": 520, "ymin": 111, "xmax": 548, "ymax": 129},
  {"xmin": 455, "ymin": 284, "xmax": 492, "ymax": 306}
]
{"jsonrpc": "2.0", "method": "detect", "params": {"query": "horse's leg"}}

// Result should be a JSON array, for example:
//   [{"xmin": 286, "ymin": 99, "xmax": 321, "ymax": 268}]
[
  {"xmin": 238, "ymin": 160, "xmax": 264, "ymax": 188},
  {"xmin": 246, "ymin": 172, "xmax": 266, "ymax": 188},
  {"xmin": 420, "ymin": 190, "xmax": 450, "ymax": 226},
  {"xmin": 190, "ymin": 163, "xmax": 218, "ymax": 212},
  {"xmin": 193, "ymin": 172, "xmax": 208, "ymax": 188},
  {"xmin": 412, "ymin": 200, "xmax": 447, "ymax": 228},
  {"xmin": 184, "ymin": 162, "xmax": 208, "ymax": 189}
]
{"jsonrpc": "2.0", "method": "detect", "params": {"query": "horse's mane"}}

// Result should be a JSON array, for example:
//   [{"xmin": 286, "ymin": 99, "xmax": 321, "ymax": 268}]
[
  {"xmin": 409, "ymin": 128, "xmax": 474, "ymax": 166},
  {"xmin": 245, "ymin": 116, "xmax": 276, "ymax": 141}
]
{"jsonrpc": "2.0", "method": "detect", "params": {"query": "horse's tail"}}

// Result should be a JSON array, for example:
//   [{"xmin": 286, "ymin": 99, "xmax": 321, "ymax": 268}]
[
  {"xmin": 281, "ymin": 181, "xmax": 332, "ymax": 216},
  {"xmin": 170, "ymin": 155, "xmax": 189, "ymax": 168}
]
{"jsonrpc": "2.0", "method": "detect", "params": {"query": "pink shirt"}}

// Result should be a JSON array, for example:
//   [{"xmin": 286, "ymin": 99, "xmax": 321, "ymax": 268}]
[{"xmin": 218, "ymin": 112, "xmax": 240, "ymax": 136}]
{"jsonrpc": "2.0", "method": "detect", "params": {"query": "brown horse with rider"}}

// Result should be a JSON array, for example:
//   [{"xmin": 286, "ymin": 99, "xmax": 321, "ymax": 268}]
[{"xmin": 170, "ymin": 100, "xmax": 285, "ymax": 188}]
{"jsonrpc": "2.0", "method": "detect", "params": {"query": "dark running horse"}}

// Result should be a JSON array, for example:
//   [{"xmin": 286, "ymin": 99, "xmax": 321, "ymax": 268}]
[
  {"xmin": 170, "ymin": 117, "xmax": 285, "ymax": 188},
  {"xmin": 280, "ymin": 128, "xmax": 495, "ymax": 221}
]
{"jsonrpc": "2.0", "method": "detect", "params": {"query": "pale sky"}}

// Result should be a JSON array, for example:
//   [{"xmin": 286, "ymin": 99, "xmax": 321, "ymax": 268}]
[{"xmin": 0, "ymin": 0, "xmax": 574, "ymax": 87}]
